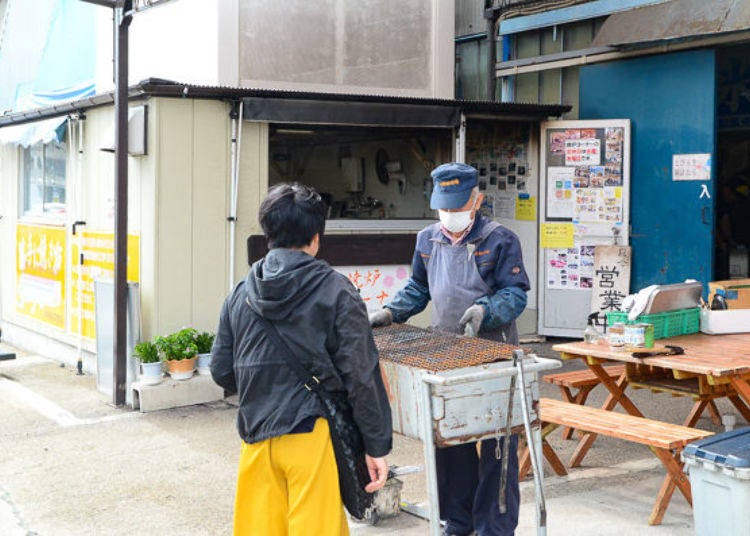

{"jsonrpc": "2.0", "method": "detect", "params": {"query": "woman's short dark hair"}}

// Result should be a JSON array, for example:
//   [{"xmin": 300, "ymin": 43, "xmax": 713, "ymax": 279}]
[{"xmin": 259, "ymin": 183, "xmax": 326, "ymax": 249}]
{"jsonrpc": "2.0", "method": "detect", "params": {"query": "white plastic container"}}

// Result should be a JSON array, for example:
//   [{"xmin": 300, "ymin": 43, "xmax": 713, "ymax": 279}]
[
  {"xmin": 682, "ymin": 429, "xmax": 750, "ymax": 536},
  {"xmin": 700, "ymin": 309, "xmax": 750, "ymax": 335}
]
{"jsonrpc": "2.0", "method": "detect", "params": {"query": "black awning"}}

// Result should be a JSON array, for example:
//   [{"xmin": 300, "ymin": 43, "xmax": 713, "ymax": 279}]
[{"xmin": 242, "ymin": 97, "xmax": 461, "ymax": 128}]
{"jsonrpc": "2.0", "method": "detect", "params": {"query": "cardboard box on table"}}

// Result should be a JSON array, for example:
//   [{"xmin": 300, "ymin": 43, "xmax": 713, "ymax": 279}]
[{"xmin": 708, "ymin": 279, "xmax": 750, "ymax": 309}]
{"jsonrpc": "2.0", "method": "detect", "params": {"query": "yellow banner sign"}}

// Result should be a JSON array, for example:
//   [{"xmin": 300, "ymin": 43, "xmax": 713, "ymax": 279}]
[
  {"xmin": 16, "ymin": 223, "xmax": 67, "ymax": 329},
  {"xmin": 540, "ymin": 222, "xmax": 575, "ymax": 249},
  {"xmin": 70, "ymin": 231, "xmax": 140, "ymax": 339}
]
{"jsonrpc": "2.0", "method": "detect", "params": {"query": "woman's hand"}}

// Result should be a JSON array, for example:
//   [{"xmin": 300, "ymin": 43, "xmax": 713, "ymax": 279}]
[{"xmin": 364, "ymin": 455, "xmax": 388, "ymax": 493}]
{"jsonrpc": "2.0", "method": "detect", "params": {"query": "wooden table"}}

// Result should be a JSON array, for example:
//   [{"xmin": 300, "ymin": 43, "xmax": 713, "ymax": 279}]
[
  {"xmin": 555, "ymin": 333, "xmax": 750, "ymax": 403},
  {"xmin": 552, "ymin": 333, "xmax": 750, "ymax": 523}
]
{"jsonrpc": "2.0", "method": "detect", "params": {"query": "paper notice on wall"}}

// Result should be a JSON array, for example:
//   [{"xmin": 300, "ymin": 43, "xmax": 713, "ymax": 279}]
[
  {"xmin": 335, "ymin": 265, "xmax": 410, "ymax": 313},
  {"xmin": 673, "ymin": 153, "xmax": 711, "ymax": 181},
  {"xmin": 565, "ymin": 138, "xmax": 601, "ymax": 166},
  {"xmin": 541, "ymin": 223, "xmax": 575, "ymax": 249},
  {"xmin": 590, "ymin": 246, "xmax": 631, "ymax": 322},
  {"xmin": 546, "ymin": 244, "xmax": 596, "ymax": 290},
  {"xmin": 546, "ymin": 167, "xmax": 576, "ymax": 218},
  {"xmin": 573, "ymin": 187, "xmax": 623, "ymax": 224},
  {"xmin": 515, "ymin": 196, "xmax": 536, "ymax": 221},
  {"xmin": 494, "ymin": 193, "xmax": 516, "ymax": 219}
]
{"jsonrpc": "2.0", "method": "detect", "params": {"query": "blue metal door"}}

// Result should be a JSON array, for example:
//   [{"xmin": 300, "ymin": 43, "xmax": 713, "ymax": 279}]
[{"xmin": 580, "ymin": 49, "xmax": 716, "ymax": 290}]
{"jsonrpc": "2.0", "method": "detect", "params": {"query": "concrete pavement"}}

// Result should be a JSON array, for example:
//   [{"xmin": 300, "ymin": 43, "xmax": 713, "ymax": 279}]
[{"xmin": 0, "ymin": 340, "xmax": 735, "ymax": 535}]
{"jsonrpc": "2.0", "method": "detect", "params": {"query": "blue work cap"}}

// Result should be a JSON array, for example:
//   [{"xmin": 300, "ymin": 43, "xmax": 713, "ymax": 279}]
[{"xmin": 430, "ymin": 162, "xmax": 478, "ymax": 209}]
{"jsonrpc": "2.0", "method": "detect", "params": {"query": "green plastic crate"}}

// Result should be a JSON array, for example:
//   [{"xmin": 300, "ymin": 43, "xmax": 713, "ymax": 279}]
[{"xmin": 605, "ymin": 307, "xmax": 701, "ymax": 340}]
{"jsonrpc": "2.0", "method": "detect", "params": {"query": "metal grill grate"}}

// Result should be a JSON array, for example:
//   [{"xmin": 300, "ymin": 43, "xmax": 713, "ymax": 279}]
[{"xmin": 373, "ymin": 324, "xmax": 519, "ymax": 372}]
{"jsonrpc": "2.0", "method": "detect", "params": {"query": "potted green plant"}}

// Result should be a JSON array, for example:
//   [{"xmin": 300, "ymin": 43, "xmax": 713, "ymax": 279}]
[
  {"xmin": 133, "ymin": 341, "xmax": 162, "ymax": 385},
  {"xmin": 194, "ymin": 331, "xmax": 215, "ymax": 375},
  {"xmin": 155, "ymin": 328, "xmax": 198, "ymax": 380}
]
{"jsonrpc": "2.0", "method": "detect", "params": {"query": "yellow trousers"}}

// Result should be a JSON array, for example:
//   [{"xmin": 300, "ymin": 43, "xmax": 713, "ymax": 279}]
[{"xmin": 233, "ymin": 418, "xmax": 349, "ymax": 536}]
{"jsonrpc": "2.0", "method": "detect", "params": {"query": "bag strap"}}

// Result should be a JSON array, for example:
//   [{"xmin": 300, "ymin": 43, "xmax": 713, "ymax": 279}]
[{"xmin": 245, "ymin": 297, "xmax": 323, "ymax": 394}]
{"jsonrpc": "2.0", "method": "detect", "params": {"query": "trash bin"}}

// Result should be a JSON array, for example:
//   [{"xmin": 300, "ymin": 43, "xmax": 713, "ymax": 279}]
[
  {"xmin": 94, "ymin": 279, "xmax": 141, "ymax": 406},
  {"xmin": 683, "ymin": 428, "xmax": 750, "ymax": 536}
]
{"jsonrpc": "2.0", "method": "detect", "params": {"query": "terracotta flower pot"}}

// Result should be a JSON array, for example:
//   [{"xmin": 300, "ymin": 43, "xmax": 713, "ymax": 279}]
[{"xmin": 166, "ymin": 356, "xmax": 196, "ymax": 380}]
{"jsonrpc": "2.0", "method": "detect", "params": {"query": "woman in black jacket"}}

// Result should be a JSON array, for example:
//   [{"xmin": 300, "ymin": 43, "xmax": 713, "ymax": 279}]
[{"xmin": 211, "ymin": 183, "xmax": 392, "ymax": 536}]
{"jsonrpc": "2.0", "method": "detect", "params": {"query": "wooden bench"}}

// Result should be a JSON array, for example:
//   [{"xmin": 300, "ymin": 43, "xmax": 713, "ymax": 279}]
[
  {"xmin": 522, "ymin": 398, "xmax": 713, "ymax": 525},
  {"xmin": 542, "ymin": 365, "xmax": 627, "ymax": 439},
  {"xmin": 542, "ymin": 364, "xmax": 723, "ymax": 440}
]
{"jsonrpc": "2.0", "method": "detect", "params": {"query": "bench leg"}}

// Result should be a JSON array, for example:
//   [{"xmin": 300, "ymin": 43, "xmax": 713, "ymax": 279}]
[
  {"xmin": 518, "ymin": 452, "xmax": 531, "ymax": 481},
  {"xmin": 683, "ymin": 399, "xmax": 708, "ymax": 428},
  {"xmin": 518, "ymin": 423, "xmax": 564, "ymax": 481},
  {"xmin": 542, "ymin": 439, "xmax": 568, "ymax": 477},
  {"xmin": 649, "ymin": 448, "xmax": 691, "ymax": 526},
  {"xmin": 560, "ymin": 385, "xmax": 594, "ymax": 440},
  {"xmin": 570, "ymin": 374, "xmax": 629, "ymax": 468}
]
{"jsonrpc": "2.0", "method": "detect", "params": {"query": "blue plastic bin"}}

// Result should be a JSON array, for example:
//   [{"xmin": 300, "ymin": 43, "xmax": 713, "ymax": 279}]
[{"xmin": 682, "ymin": 428, "xmax": 750, "ymax": 536}]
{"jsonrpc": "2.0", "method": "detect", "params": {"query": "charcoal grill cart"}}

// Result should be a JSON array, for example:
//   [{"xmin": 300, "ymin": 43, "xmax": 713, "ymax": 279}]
[{"xmin": 374, "ymin": 325, "xmax": 561, "ymax": 536}]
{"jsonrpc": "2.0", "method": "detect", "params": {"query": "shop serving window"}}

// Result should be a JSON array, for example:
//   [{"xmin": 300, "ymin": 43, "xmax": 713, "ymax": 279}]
[
  {"xmin": 20, "ymin": 140, "xmax": 67, "ymax": 219},
  {"xmin": 268, "ymin": 125, "xmax": 452, "ymax": 227}
]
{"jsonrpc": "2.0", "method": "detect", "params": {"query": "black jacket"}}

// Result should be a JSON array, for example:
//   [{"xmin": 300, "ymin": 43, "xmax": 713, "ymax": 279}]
[{"xmin": 210, "ymin": 248, "xmax": 393, "ymax": 458}]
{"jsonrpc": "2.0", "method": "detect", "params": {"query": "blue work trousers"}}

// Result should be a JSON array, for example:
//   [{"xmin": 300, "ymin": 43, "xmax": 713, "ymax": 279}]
[{"xmin": 436, "ymin": 434, "xmax": 519, "ymax": 536}]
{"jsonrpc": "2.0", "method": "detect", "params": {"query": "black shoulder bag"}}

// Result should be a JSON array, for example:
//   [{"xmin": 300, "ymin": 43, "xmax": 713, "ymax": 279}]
[{"xmin": 247, "ymin": 301, "xmax": 374, "ymax": 520}]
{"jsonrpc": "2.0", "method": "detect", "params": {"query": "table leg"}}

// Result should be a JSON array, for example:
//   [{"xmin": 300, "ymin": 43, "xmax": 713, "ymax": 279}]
[
  {"xmin": 589, "ymin": 364, "xmax": 644, "ymax": 417},
  {"xmin": 683, "ymin": 399, "xmax": 708, "ymax": 428},
  {"xmin": 728, "ymin": 394, "xmax": 750, "ymax": 423},
  {"xmin": 729, "ymin": 376, "xmax": 750, "ymax": 416},
  {"xmin": 569, "ymin": 374, "xmax": 629, "ymax": 468},
  {"xmin": 706, "ymin": 400, "xmax": 722, "ymax": 426},
  {"xmin": 560, "ymin": 385, "xmax": 594, "ymax": 440},
  {"xmin": 648, "ymin": 448, "xmax": 691, "ymax": 526}
]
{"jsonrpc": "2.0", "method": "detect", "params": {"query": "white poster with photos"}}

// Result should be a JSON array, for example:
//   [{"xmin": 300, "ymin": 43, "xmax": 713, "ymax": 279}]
[{"xmin": 539, "ymin": 118, "xmax": 630, "ymax": 338}]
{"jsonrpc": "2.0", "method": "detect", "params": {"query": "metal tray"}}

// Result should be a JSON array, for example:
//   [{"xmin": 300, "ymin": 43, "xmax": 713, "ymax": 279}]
[{"xmin": 643, "ymin": 281, "xmax": 702, "ymax": 314}]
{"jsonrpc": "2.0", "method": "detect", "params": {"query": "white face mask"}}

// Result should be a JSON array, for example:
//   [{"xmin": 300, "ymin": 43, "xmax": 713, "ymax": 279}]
[{"xmin": 439, "ymin": 208, "xmax": 474, "ymax": 234}]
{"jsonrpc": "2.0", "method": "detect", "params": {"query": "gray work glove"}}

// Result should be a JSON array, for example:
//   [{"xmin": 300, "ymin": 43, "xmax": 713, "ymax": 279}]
[
  {"xmin": 369, "ymin": 308, "xmax": 393, "ymax": 328},
  {"xmin": 459, "ymin": 304, "xmax": 485, "ymax": 337}
]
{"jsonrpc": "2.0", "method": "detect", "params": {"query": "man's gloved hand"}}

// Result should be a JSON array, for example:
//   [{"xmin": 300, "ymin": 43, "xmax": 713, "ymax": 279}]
[
  {"xmin": 459, "ymin": 304, "xmax": 484, "ymax": 337},
  {"xmin": 369, "ymin": 308, "xmax": 393, "ymax": 328}
]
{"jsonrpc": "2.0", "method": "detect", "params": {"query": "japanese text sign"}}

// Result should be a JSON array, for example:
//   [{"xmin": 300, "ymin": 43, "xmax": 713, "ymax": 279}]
[{"xmin": 590, "ymin": 246, "xmax": 631, "ymax": 321}]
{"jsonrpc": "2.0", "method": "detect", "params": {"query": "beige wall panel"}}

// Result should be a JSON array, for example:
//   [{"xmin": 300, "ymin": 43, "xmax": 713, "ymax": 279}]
[
  {"xmin": 239, "ymin": 0, "xmax": 453, "ymax": 98},
  {"xmin": 138, "ymin": 100, "xmax": 159, "ymax": 340},
  {"xmin": 155, "ymin": 99, "xmax": 194, "ymax": 335},
  {"xmin": 190, "ymin": 100, "xmax": 230, "ymax": 331},
  {"xmin": 233, "ymin": 122, "xmax": 267, "ymax": 285}
]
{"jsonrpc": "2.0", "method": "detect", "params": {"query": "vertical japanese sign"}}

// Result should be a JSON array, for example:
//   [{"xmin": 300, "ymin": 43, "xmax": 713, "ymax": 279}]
[
  {"xmin": 70, "ymin": 231, "xmax": 140, "ymax": 339},
  {"xmin": 590, "ymin": 246, "xmax": 631, "ymax": 322},
  {"xmin": 16, "ymin": 223, "xmax": 67, "ymax": 329},
  {"xmin": 334, "ymin": 265, "xmax": 410, "ymax": 313}
]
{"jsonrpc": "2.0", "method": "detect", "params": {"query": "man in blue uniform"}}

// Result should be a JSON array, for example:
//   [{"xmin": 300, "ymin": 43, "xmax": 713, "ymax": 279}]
[{"xmin": 369, "ymin": 162, "xmax": 529, "ymax": 536}]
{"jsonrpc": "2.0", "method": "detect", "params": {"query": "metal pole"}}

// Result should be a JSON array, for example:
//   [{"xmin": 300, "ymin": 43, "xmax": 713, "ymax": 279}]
[
  {"xmin": 514, "ymin": 349, "xmax": 547, "ymax": 535},
  {"xmin": 113, "ymin": 1, "xmax": 132, "ymax": 406},
  {"xmin": 420, "ymin": 376, "xmax": 441, "ymax": 536}
]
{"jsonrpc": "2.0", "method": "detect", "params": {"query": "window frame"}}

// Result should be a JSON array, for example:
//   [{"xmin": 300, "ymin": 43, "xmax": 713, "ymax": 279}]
[{"xmin": 18, "ymin": 139, "xmax": 69, "ymax": 223}]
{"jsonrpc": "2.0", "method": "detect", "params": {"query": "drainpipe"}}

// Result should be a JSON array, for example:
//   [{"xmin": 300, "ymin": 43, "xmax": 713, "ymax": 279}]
[
  {"xmin": 457, "ymin": 113, "xmax": 467, "ymax": 163},
  {"xmin": 484, "ymin": 3, "xmax": 502, "ymax": 101},
  {"xmin": 228, "ymin": 100, "xmax": 244, "ymax": 291}
]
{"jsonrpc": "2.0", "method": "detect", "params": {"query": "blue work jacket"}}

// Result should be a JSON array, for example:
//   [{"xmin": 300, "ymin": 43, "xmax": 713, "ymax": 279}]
[{"xmin": 385, "ymin": 215, "xmax": 530, "ymax": 332}]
